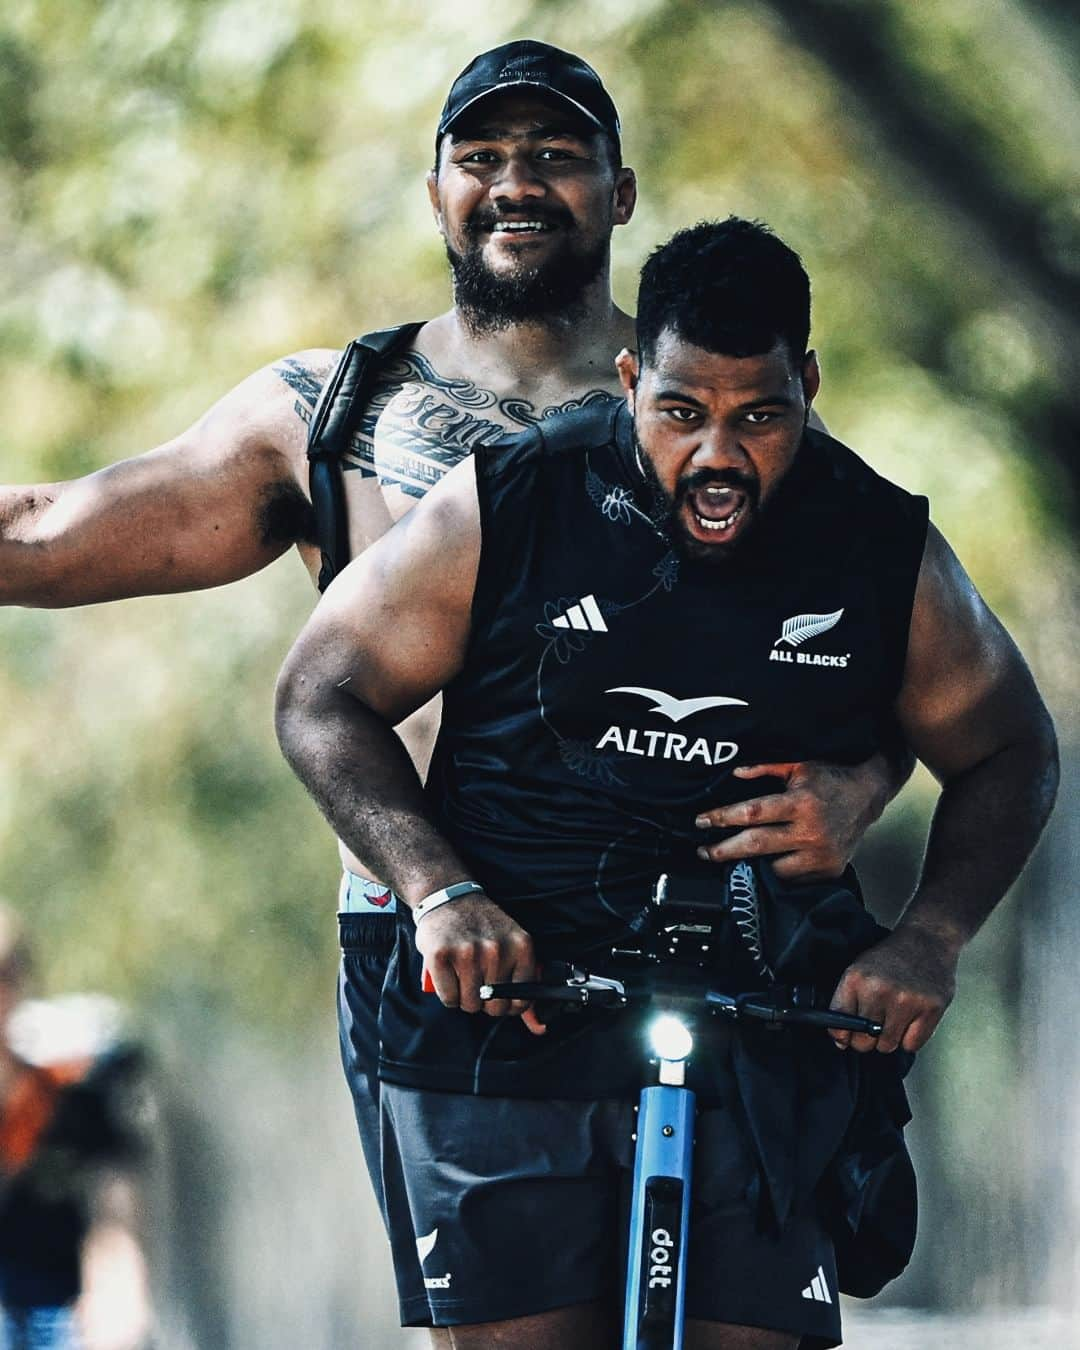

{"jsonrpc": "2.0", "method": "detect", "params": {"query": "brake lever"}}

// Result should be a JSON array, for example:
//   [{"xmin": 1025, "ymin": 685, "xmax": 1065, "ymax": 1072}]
[{"xmin": 480, "ymin": 969, "xmax": 628, "ymax": 1007}]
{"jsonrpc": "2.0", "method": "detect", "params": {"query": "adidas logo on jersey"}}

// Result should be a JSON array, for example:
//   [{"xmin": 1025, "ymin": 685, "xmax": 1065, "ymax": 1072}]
[
  {"xmin": 551, "ymin": 595, "xmax": 608, "ymax": 633},
  {"xmin": 801, "ymin": 1265, "xmax": 833, "ymax": 1304}
]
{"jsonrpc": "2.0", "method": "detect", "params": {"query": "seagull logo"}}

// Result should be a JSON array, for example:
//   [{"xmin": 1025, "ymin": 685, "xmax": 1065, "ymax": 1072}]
[{"xmin": 606, "ymin": 687, "xmax": 749, "ymax": 723}]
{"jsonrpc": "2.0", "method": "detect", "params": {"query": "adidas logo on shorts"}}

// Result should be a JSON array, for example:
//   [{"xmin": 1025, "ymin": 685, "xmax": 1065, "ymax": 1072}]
[{"xmin": 801, "ymin": 1264, "xmax": 833, "ymax": 1304}]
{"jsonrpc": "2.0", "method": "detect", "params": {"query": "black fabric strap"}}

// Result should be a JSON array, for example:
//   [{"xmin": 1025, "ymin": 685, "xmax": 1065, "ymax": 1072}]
[{"xmin": 307, "ymin": 321, "xmax": 424, "ymax": 592}]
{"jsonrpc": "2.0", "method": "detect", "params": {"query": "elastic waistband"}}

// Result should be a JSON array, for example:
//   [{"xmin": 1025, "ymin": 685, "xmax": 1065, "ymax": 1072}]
[
  {"xmin": 338, "ymin": 870, "xmax": 399, "ymax": 915},
  {"xmin": 338, "ymin": 911, "xmax": 396, "ymax": 955}
]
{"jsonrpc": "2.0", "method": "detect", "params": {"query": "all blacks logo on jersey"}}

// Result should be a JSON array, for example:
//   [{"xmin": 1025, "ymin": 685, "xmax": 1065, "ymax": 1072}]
[{"xmin": 769, "ymin": 608, "xmax": 851, "ymax": 669}]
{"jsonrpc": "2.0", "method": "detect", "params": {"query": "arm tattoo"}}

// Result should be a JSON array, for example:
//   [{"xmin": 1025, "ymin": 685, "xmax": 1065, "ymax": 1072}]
[{"xmin": 273, "ymin": 357, "xmax": 329, "ymax": 426}]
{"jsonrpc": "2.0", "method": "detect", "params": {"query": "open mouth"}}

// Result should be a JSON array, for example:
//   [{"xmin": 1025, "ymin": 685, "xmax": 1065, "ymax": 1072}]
[
  {"xmin": 684, "ymin": 484, "xmax": 750, "ymax": 543},
  {"xmin": 485, "ymin": 218, "xmax": 560, "ymax": 246}
]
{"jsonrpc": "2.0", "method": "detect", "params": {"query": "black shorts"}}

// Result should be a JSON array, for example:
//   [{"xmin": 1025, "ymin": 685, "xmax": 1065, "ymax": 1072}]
[
  {"xmin": 380, "ymin": 1083, "xmax": 841, "ymax": 1347},
  {"xmin": 336, "ymin": 909, "xmax": 395, "ymax": 1218},
  {"xmin": 338, "ymin": 891, "xmax": 433, "ymax": 1324}
]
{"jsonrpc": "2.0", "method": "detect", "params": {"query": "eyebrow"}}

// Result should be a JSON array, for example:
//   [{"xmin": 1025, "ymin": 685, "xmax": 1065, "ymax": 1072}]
[{"xmin": 654, "ymin": 388, "xmax": 796, "ymax": 410}]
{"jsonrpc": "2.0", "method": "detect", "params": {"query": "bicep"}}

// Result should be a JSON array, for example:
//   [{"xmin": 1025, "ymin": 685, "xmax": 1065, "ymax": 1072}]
[
  {"xmin": 287, "ymin": 458, "xmax": 480, "ymax": 723},
  {"xmin": 9, "ymin": 367, "xmax": 311, "ymax": 605},
  {"xmin": 895, "ymin": 523, "xmax": 1043, "ymax": 781}
]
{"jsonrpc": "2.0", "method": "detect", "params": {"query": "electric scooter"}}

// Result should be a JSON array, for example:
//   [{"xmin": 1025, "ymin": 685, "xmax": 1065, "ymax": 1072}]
[{"xmin": 479, "ymin": 870, "xmax": 882, "ymax": 1350}]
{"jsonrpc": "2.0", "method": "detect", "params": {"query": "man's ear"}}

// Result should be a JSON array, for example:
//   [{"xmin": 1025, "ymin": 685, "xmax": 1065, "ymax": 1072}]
[
  {"xmin": 615, "ymin": 348, "xmax": 639, "ymax": 408},
  {"xmin": 613, "ymin": 167, "xmax": 637, "ymax": 227},
  {"xmin": 426, "ymin": 170, "xmax": 445, "ymax": 236},
  {"xmin": 801, "ymin": 349, "xmax": 821, "ymax": 412}
]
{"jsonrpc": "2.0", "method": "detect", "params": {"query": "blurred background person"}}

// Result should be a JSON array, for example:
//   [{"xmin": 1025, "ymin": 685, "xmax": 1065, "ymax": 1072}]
[{"xmin": 0, "ymin": 905, "xmax": 153, "ymax": 1350}]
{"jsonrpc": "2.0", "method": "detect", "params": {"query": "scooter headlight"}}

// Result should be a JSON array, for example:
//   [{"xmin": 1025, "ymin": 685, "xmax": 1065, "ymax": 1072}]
[{"xmin": 649, "ymin": 1014, "xmax": 693, "ymax": 1063}]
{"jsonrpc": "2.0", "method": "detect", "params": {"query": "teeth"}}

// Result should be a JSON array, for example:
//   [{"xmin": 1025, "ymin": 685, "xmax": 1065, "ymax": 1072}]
[
  {"xmin": 704, "ymin": 485, "xmax": 732, "ymax": 496},
  {"xmin": 493, "ymin": 221, "xmax": 548, "ymax": 232},
  {"xmin": 694, "ymin": 505, "xmax": 742, "ymax": 532}
]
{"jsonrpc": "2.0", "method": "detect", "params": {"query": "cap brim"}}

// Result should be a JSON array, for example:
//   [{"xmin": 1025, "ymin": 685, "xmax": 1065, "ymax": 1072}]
[{"xmin": 439, "ymin": 81, "xmax": 608, "ymax": 140}]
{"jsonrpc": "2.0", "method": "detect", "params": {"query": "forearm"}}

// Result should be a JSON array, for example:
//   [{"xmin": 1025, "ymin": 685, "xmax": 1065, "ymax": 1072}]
[
  {"xmin": 275, "ymin": 677, "xmax": 468, "ymax": 905},
  {"xmin": 898, "ymin": 718, "xmax": 1059, "ymax": 951}
]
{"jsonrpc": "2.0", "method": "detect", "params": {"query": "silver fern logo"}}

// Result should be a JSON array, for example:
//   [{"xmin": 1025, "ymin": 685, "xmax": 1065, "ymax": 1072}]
[
  {"xmin": 770, "ymin": 608, "xmax": 850, "ymax": 669},
  {"xmin": 773, "ymin": 609, "xmax": 844, "ymax": 648}
]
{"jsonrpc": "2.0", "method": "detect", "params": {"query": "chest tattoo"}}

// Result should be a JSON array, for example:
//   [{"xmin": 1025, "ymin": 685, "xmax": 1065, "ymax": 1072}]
[
  {"xmin": 274, "ymin": 349, "xmax": 616, "ymax": 501},
  {"xmin": 350, "ymin": 352, "xmax": 614, "ymax": 499}
]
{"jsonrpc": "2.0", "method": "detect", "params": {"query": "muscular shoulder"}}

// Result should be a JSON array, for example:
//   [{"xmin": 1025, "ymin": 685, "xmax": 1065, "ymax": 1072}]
[
  {"xmin": 198, "ymin": 347, "xmax": 340, "ymax": 482},
  {"xmin": 267, "ymin": 348, "xmax": 341, "ymax": 431}
]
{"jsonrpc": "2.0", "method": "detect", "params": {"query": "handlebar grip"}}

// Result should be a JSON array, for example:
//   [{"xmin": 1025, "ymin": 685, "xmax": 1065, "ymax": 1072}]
[{"xmin": 788, "ymin": 1007, "xmax": 883, "ymax": 1036}]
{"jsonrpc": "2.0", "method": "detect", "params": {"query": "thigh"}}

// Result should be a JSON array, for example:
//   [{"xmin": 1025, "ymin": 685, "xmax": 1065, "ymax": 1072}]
[
  {"xmin": 382, "ymin": 1085, "xmax": 630, "ymax": 1329},
  {"xmin": 686, "ymin": 1321, "xmax": 798, "ymax": 1350},
  {"xmin": 446, "ymin": 1301, "xmax": 615, "ymax": 1350}
]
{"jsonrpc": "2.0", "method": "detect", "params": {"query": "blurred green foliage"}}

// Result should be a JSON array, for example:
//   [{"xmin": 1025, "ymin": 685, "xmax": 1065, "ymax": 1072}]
[{"xmin": 0, "ymin": 0, "xmax": 1076, "ymax": 1309}]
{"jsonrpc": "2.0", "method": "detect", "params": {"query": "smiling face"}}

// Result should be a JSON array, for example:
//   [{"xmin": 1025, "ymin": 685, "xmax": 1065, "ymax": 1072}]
[
  {"xmin": 428, "ymin": 91, "xmax": 635, "ymax": 331},
  {"xmin": 619, "ymin": 328, "xmax": 821, "ymax": 562}
]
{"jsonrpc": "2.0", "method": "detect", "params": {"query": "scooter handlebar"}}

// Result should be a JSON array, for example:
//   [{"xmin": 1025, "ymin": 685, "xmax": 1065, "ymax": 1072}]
[{"xmin": 474, "ymin": 974, "xmax": 883, "ymax": 1038}]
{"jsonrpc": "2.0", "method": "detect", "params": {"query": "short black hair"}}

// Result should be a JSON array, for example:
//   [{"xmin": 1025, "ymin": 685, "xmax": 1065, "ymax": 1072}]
[{"xmin": 636, "ymin": 217, "xmax": 810, "ymax": 366}]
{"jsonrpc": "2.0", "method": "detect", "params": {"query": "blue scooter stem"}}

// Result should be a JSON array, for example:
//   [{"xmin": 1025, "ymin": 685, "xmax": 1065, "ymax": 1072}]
[{"xmin": 623, "ymin": 1082, "xmax": 696, "ymax": 1350}]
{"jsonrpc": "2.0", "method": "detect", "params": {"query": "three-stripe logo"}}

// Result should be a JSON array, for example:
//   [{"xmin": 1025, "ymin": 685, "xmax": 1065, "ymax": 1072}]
[
  {"xmin": 801, "ymin": 1264, "xmax": 833, "ymax": 1304},
  {"xmin": 550, "ymin": 594, "xmax": 608, "ymax": 633}
]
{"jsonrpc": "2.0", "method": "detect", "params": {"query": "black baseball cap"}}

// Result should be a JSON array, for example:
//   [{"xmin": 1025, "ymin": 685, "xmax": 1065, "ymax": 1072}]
[{"xmin": 437, "ymin": 41, "xmax": 621, "ymax": 155}]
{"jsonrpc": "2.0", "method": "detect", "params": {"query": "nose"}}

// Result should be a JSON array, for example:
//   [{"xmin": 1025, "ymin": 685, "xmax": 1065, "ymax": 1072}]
[
  {"xmin": 690, "ymin": 427, "xmax": 751, "ymax": 473},
  {"xmin": 491, "ymin": 153, "xmax": 547, "ymax": 204}
]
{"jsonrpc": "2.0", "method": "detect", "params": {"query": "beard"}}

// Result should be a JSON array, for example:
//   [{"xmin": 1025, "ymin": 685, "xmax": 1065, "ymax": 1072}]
[
  {"xmin": 636, "ymin": 433, "xmax": 761, "ymax": 565},
  {"xmin": 446, "ymin": 207, "xmax": 610, "ymax": 335}
]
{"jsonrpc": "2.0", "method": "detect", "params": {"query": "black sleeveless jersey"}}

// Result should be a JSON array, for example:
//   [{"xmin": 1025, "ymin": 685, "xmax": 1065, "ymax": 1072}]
[{"xmin": 378, "ymin": 399, "xmax": 928, "ymax": 1098}]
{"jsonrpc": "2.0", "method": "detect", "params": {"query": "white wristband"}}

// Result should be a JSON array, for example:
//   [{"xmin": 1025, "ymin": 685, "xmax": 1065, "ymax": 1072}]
[{"xmin": 412, "ymin": 881, "xmax": 486, "ymax": 925}]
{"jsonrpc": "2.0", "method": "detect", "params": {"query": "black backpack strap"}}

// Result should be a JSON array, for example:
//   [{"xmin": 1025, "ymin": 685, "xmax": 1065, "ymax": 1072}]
[{"xmin": 306, "ymin": 321, "xmax": 424, "ymax": 592}]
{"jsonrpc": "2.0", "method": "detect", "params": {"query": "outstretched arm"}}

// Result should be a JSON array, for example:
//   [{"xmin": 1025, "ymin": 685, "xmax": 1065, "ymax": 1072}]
[
  {"xmin": 0, "ymin": 357, "xmax": 325, "ymax": 606},
  {"xmin": 830, "ymin": 522, "xmax": 1058, "ymax": 1053},
  {"xmin": 275, "ymin": 458, "xmax": 540, "ymax": 1026}
]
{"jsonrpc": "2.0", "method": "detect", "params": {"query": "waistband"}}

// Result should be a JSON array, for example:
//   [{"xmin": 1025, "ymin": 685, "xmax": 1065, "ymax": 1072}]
[
  {"xmin": 338, "ymin": 870, "xmax": 399, "ymax": 915},
  {"xmin": 339, "ymin": 911, "xmax": 397, "ymax": 955}
]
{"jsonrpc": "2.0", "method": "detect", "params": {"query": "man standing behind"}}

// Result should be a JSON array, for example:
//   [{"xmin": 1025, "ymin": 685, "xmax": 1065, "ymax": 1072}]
[
  {"xmin": 275, "ymin": 219, "xmax": 1058, "ymax": 1349},
  {"xmin": 1, "ymin": 42, "xmax": 900, "ymax": 1311}
]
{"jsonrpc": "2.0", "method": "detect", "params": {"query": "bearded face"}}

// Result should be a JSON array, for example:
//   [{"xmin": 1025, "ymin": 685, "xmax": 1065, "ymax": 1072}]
[{"xmin": 431, "ymin": 91, "xmax": 626, "ymax": 334}]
